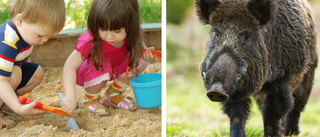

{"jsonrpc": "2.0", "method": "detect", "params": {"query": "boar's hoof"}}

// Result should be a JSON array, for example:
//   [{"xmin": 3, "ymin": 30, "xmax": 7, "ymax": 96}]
[{"xmin": 207, "ymin": 89, "xmax": 229, "ymax": 102}]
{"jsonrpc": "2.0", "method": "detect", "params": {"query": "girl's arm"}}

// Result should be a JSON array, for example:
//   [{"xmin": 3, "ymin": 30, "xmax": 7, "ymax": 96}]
[
  {"xmin": 61, "ymin": 50, "xmax": 83, "ymax": 114},
  {"xmin": 142, "ymin": 41, "xmax": 147, "ymax": 49},
  {"xmin": 0, "ymin": 76, "xmax": 43, "ymax": 115}
]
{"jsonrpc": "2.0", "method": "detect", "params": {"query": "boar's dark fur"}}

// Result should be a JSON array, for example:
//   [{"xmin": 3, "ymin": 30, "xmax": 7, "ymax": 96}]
[{"xmin": 195, "ymin": 0, "xmax": 318, "ymax": 136}]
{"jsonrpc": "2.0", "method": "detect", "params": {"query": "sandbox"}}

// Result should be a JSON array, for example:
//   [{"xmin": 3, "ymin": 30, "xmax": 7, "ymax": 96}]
[{"xmin": 0, "ymin": 23, "xmax": 162, "ymax": 137}]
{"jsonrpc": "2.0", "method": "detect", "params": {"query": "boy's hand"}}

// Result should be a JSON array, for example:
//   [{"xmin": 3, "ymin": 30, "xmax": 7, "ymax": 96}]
[
  {"xmin": 15, "ymin": 100, "xmax": 44, "ymax": 116},
  {"xmin": 60, "ymin": 96, "xmax": 77, "ymax": 116},
  {"xmin": 142, "ymin": 47, "xmax": 160, "ymax": 62}
]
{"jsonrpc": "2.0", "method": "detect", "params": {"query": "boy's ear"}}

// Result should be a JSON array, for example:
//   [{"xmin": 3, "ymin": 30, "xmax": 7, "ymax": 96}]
[
  {"xmin": 13, "ymin": 14, "xmax": 23, "ymax": 27},
  {"xmin": 195, "ymin": 0, "xmax": 220, "ymax": 25}
]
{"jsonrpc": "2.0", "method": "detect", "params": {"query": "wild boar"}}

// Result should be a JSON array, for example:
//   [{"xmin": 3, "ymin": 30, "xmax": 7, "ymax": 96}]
[{"xmin": 195, "ymin": 0, "xmax": 318, "ymax": 136}]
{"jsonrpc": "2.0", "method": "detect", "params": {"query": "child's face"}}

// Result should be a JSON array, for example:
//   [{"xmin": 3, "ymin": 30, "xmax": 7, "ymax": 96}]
[
  {"xmin": 15, "ymin": 20, "xmax": 56, "ymax": 46},
  {"xmin": 98, "ymin": 27, "xmax": 127, "ymax": 47}
]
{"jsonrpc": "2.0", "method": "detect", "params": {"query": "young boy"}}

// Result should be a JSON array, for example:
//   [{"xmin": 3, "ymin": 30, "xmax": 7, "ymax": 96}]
[{"xmin": 0, "ymin": 0, "xmax": 65, "ymax": 129}]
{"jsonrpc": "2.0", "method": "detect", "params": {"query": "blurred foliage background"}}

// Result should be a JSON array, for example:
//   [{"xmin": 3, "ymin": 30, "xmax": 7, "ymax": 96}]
[
  {"xmin": 0, "ymin": 0, "xmax": 161, "ymax": 29},
  {"xmin": 167, "ymin": 0, "xmax": 320, "ymax": 136},
  {"xmin": 167, "ymin": 0, "xmax": 193, "ymax": 25}
]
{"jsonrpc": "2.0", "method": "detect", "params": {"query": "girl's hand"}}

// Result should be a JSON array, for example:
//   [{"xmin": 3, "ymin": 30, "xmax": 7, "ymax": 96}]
[
  {"xmin": 142, "ymin": 47, "xmax": 160, "ymax": 62},
  {"xmin": 60, "ymin": 96, "xmax": 77, "ymax": 116},
  {"xmin": 15, "ymin": 100, "xmax": 44, "ymax": 116}
]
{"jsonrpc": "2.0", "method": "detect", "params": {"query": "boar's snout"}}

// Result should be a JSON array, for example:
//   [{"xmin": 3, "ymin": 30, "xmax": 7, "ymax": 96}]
[
  {"xmin": 207, "ymin": 83, "xmax": 229, "ymax": 102},
  {"xmin": 204, "ymin": 53, "xmax": 239, "ymax": 102}
]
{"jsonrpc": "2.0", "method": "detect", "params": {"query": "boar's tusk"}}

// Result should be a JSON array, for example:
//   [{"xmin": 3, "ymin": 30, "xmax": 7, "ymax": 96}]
[
  {"xmin": 203, "ymin": 72, "xmax": 207, "ymax": 78},
  {"xmin": 237, "ymin": 74, "xmax": 241, "ymax": 80}
]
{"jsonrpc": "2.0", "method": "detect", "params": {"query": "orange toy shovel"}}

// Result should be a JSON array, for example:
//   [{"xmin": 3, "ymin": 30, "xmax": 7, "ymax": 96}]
[{"xmin": 18, "ymin": 96, "xmax": 73, "ymax": 117}]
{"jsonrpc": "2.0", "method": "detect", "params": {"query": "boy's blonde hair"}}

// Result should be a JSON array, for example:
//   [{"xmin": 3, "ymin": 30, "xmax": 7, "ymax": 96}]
[{"xmin": 9, "ymin": 0, "xmax": 65, "ymax": 33}]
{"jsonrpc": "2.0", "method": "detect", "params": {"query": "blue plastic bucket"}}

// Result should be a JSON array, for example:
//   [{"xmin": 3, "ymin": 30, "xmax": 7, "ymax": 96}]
[{"xmin": 129, "ymin": 73, "xmax": 161, "ymax": 109}]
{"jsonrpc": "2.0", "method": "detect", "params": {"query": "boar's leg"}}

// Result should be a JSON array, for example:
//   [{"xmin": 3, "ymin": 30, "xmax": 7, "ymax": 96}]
[
  {"xmin": 222, "ymin": 98, "xmax": 251, "ymax": 137},
  {"xmin": 284, "ymin": 110, "xmax": 300, "ymax": 135},
  {"xmin": 262, "ymin": 80, "xmax": 294, "ymax": 137},
  {"xmin": 284, "ymin": 71, "xmax": 314, "ymax": 136}
]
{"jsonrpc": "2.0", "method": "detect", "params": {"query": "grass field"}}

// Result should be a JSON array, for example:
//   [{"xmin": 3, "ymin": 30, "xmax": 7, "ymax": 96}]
[{"xmin": 167, "ymin": 77, "xmax": 320, "ymax": 136}]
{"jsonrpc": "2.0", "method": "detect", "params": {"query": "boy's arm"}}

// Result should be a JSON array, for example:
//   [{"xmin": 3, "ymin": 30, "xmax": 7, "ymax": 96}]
[
  {"xmin": 0, "ymin": 76, "xmax": 21, "ymax": 109},
  {"xmin": 0, "ymin": 75, "xmax": 43, "ymax": 115}
]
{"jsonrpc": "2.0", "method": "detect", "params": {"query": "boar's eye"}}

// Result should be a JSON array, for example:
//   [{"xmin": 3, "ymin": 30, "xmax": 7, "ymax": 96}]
[
  {"xmin": 214, "ymin": 32, "xmax": 220, "ymax": 41},
  {"xmin": 210, "ymin": 29, "xmax": 221, "ymax": 41},
  {"xmin": 242, "ymin": 34, "xmax": 250, "ymax": 44}
]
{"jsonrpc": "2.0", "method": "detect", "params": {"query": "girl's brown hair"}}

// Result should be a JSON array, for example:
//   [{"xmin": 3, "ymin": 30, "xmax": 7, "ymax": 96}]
[
  {"xmin": 10, "ymin": 0, "xmax": 65, "ymax": 33},
  {"xmin": 87, "ymin": 0, "xmax": 143, "ymax": 78}
]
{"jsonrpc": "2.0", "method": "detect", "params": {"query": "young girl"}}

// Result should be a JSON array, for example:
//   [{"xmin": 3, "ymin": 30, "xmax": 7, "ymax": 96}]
[
  {"xmin": 0, "ymin": 0, "xmax": 65, "ymax": 129},
  {"xmin": 61, "ymin": 0, "xmax": 159, "ymax": 117}
]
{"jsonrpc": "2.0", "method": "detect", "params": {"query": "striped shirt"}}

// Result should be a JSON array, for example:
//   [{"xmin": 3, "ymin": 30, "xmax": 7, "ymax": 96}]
[{"xmin": 0, "ymin": 20, "xmax": 33, "ymax": 77}]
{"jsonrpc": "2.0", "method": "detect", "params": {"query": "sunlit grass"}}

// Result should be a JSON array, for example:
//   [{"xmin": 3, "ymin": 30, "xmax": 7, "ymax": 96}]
[
  {"xmin": 167, "ymin": 64, "xmax": 320, "ymax": 136},
  {"xmin": 166, "ymin": 123, "xmax": 192, "ymax": 136}
]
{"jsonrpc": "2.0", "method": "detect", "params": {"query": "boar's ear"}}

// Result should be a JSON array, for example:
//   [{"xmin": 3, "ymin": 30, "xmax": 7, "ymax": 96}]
[
  {"xmin": 195, "ymin": 0, "xmax": 220, "ymax": 24},
  {"xmin": 248, "ymin": 0, "xmax": 275, "ymax": 25}
]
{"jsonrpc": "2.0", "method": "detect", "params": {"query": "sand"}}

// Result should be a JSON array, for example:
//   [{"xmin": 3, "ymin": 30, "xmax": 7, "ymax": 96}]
[{"xmin": 0, "ymin": 62, "xmax": 161, "ymax": 137}]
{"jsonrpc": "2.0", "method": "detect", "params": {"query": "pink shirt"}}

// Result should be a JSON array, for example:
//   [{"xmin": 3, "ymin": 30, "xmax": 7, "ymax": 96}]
[{"xmin": 75, "ymin": 32, "xmax": 128, "ymax": 67}]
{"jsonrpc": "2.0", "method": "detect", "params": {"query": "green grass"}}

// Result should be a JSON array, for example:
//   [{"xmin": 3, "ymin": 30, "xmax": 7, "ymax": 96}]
[
  {"xmin": 167, "ymin": 123, "xmax": 191, "ymax": 136},
  {"xmin": 167, "ymin": 68, "xmax": 320, "ymax": 136},
  {"xmin": 210, "ymin": 125, "xmax": 264, "ymax": 137},
  {"xmin": 0, "ymin": 0, "xmax": 161, "ymax": 29},
  {"xmin": 166, "ymin": 71, "xmax": 265, "ymax": 136}
]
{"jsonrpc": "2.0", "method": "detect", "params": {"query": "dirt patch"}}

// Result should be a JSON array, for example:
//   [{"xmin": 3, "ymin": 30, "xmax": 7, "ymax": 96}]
[{"xmin": 0, "ymin": 62, "xmax": 161, "ymax": 137}]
